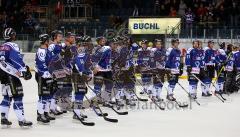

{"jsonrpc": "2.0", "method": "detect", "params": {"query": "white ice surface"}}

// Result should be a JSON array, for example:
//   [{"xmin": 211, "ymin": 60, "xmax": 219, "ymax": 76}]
[{"xmin": 1, "ymin": 75, "xmax": 240, "ymax": 137}]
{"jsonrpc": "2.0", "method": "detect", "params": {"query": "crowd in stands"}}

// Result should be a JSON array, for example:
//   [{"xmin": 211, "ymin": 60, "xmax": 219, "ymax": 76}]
[{"xmin": 0, "ymin": 0, "xmax": 239, "ymax": 37}]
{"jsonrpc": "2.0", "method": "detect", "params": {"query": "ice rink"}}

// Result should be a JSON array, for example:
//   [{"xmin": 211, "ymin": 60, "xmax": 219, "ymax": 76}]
[{"xmin": 1, "ymin": 75, "xmax": 240, "ymax": 137}]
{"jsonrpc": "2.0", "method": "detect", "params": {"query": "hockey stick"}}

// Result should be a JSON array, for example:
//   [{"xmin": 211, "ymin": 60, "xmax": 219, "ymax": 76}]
[
  {"xmin": 101, "ymin": 71, "xmax": 148, "ymax": 102},
  {"xmin": 212, "ymin": 53, "xmax": 232, "ymax": 96},
  {"xmin": 72, "ymin": 110, "xmax": 95, "ymax": 126},
  {"xmin": 214, "ymin": 52, "xmax": 232, "ymax": 84},
  {"xmin": 85, "ymin": 82, "xmax": 128, "ymax": 116},
  {"xmin": 151, "ymin": 69, "xmax": 189, "ymax": 108},
  {"xmin": 177, "ymin": 82, "xmax": 201, "ymax": 106},
  {"xmin": 126, "ymin": 73, "xmax": 165, "ymax": 110},
  {"xmin": 161, "ymin": 83, "xmax": 189, "ymax": 108},
  {"xmin": 84, "ymin": 85, "xmax": 118, "ymax": 123},
  {"xmin": 191, "ymin": 74, "xmax": 225, "ymax": 103}
]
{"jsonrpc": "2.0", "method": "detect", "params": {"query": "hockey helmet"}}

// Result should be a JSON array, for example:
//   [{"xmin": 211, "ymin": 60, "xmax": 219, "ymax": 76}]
[
  {"xmin": 51, "ymin": 30, "xmax": 63, "ymax": 40},
  {"xmin": 3, "ymin": 28, "xmax": 16, "ymax": 40},
  {"xmin": 39, "ymin": 34, "xmax": 50, "ymax": 44}
]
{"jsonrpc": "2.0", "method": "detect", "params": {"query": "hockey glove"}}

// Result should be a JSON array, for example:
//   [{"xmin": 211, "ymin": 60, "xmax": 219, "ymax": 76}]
[
  {"xmin": 187, "ymin": 66, "xmax": 192, "ymax": 74},
  {"xmin": 22, "ymin": 66, "xmax": 32, "ymax": 80}
]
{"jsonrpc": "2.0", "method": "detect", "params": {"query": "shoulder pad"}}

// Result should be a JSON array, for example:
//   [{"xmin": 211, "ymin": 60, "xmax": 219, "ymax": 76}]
[
  {"xmin": 166, "ymin": 48, "xmax": 173, "ymax": 56},
  {"xmin": 186, "ymin": 48, "xmax": 193, "ymax": 54},
  {"xmin": 203, "ymin": 47, "xmax": 209, "ymax": 51},
  {"xmin": 102, "ymin": 46, "xmax": 110, "ymax": 52},
  {"xmin": 48, "ymin": 43, "xmax": 55, "ymax": 52},
  {"xmin": 218, "ymin": 49, "xmax": 226, "ymax": 55},
  {"xmin": 37, "ymin": 48, "xmax": 47, "ymax": 62},
  {"xmin": 151, "ymin": 48, "xmax": 157, "ymax": 52},
  {"xmin": 132, "ymin": 43, "xmax": 138, "ymax": 48},
  {"xmin": 61, "ymin": 42, "xmax": 66, "ymax": 48},
  {"xmin": 147, "ymin": 47, "xmax": 151, "ymax": 50},
  {"xmin": 78, "ymin": 53, "xmax": 86, "ymax": 58},
  {"xmin": 6, "ymin": 42, "xmax": 20, "ymax": 51}
]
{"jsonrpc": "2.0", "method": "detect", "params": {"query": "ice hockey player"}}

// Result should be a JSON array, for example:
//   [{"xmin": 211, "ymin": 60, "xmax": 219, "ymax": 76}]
[
  {"xmin": 149, "ymin": 39, "xmax": 166, "ymax": 102},
  {"xmin": 185, "ymin": 40, "xmax": 202, "ymax": 99},
  {"xmin": 108, "ymin": 38, "xmax": 123, "ymax": 106},
  {"xmin": 0, "ymin": 28, "xmax": 32, "ymax": 128},
  {"xmin": 197, "ymin": 41, "xmax": 207, "ymax": 95},
  {"xmin": 215, "ymin": 42, "xmax": 227, "ymax": 95},
  {"xmin": 225, "ymin": 44, "xmax": 237, "ymax": 94},
  {"xmin": 113, "ymin": 36, "xmax": 138, "ymax": 107},
  {"xmin": 232, "ymin": 44, "xmax": 240, "ymax": 93},
  {"xmin": 92, "ymin": 36, "xmax": 113, "ymax": 107},
  {"xmin": 165, "ymin": 38, "xmax": 181, "ymax": 101},
  {"xmin": 35, "ymin": 34, "xmax": 56, "ymax": 124},
  {"xmin": 56, "ymin": 32, "xmax": 77, "ymax": 113},
  {"xmin": 137, "ymin": 40, "xmax": 152, "ymax": 96},
  {"xmin": 48, "ymin": 30, "xmax": 65, "ymax": 115},
  {"xmin": 72, "ymin": 35, "xmax": 93, "ymax": 120},
  {"xmin": 202, "ymin": 40, "xmax": 216, "ymax": 97}
]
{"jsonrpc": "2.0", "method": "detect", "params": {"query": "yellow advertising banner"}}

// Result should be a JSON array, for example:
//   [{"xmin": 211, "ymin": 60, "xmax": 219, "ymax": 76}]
[{"xmin": 128, "ymin": 18, "xmax": 181, "ymax": 34}]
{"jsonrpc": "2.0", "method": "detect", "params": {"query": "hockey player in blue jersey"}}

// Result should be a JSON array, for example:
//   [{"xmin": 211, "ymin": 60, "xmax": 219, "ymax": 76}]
[
  {"xmin": 232, "ymin": 45, "xmax": 240, "ymax": 93},
  {"xmin": 0, "ymin": 28, "xmax": 32, "ymax": 128},
  {"xmin": 35, "ymin": 34, "xmax": 55, "ymax": 124},
  {"xmin": 71, "ymin": 35, "xmax": 93, "ymax": 121},
  {"xmin": 215, "ymin": 43, "xmax": 227, "ymax": 95},
  {"xmin": 92, "ymin": 37, "xmax": 113, "ymax": 107},
  {"xmin": 185, "ymin": 40, "xmax": 203, "ymax": 99},
  {"xmin": 165, "ymin": 38, "xmax": 181, "ymax": 101},
  {"xmin": 225, "ymin": 44, "xmax": 238, "ymax": 94},
  {"xmin": 150, "ymin": 39, "xmax": 166, "ymax": 102},
  {"xmin": 202, "ymin": 40, "xmax": 216, "ymax": 97},
  {"xmin": 137, "ymin": 40, "xmax": 152, "ymax": 96},
  {"xmin": 55, "ymin": 32, "xmax": 77, "ymax": 113},
  {"xmin": 47, "ymin": 30, "xmax": 65, "ymax": 115},
  {"xmin": 113, "ymin": 36, "xmax": 138, "ymax": 107}
]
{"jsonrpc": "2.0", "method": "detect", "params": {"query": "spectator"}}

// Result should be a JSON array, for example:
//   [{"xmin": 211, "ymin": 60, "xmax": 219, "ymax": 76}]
[
  {"xmin": 154, "ymin": 0, "xmax": 160, "ymax": 16},
  {"xmin": 197, "ymin": 3, "xmax": 208, "ymax": 22},
  {"xmin": 205, "ymin": 4, "xmax": 215, "ymax": 22},
  {"xmin": 23, "ymin": 14, "xmax": 37, "ymax": 34},
  {"xmin": 169, "ymin": 6, "xmax": 177, "ymax": 17},
  {"xmin": 184, "ymin": 7, "xmax": 194, "ymax": 25},
  {"xmin": 159, "ymin": 5, "xmax": 168, "ymax": 16},
  {"xmin": 132, "ymin": 5, "xmax": 139, "ymax": 16},
  {"xmin": 178, "ymin": 0, "xmax": 187, "ymax": 16},
  {"xmin": 231, "ymin": 0, "xmax": 239, "ymax": 26}
]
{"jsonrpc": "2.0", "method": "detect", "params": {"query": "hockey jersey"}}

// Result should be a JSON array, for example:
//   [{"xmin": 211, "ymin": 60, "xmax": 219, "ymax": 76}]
[
  {"xmin": 137, "ymin": 47, "xmax": 151, "ymax": 71},
  {"xmin": 225, "ymin": 52, "xmax": 234, "ymax": 72},
  {"xmin": 185, "ymin": 48, "xmax": 203, "ymax": 74},
  {"xmin": 0, "ymin": 42, "xmax": 26, "ymax": 72},
  {"xmin": 204, "ymin": 47, "xmax": 216, "ymax": 66},
  {"xmin": 35, "ymin": 47, "xmax": 51, "ymax": 77},
  {"xmin": 92, "ymin": 45, "xmax": 111, "ymax": 71},
  {"xmin": 150, "ymin": 47, "xmax": 166, "ymax": 69},
  {"xmin": 73, "ymin": 52, "xmax": 92, "ymax": 75},
  {"xmin": 117, "ymin": 45, "xmax": 137, "ymax": 70},
  {"xmin": 233, "ymin": 51, "xmax": 240, "ymax": 71},
  {"xmin": 215, "ymin": 49, "xmax": 227, "ymax": 65},
  {"xmin": 48, "ymin": 42, "xmax": 65, "ymax": 58},
  {"xmin": 166, "ymin": 47, "xmax": 181, "ymax": 74}
]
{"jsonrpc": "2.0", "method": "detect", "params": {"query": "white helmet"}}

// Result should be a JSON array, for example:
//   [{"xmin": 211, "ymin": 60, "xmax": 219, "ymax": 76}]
[{"xmin": 3, "ymin": 28, "xmax": 16, "ymax": 40}]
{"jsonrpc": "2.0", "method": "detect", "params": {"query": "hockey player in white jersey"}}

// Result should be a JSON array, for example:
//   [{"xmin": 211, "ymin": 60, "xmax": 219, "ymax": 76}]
[
  {"xmin": 0, "ymin": 28, "xmax": 32, "ymax": 128},
  {"xmin": 35, "ymin": 34, "xmax": 56, "ymax": 124}
]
